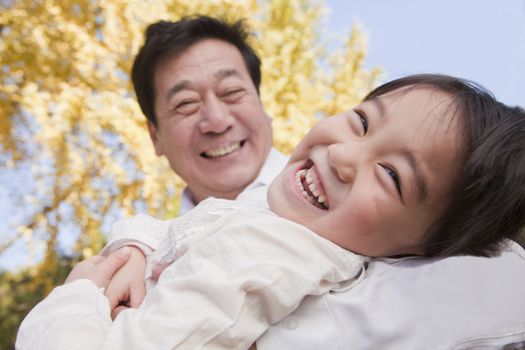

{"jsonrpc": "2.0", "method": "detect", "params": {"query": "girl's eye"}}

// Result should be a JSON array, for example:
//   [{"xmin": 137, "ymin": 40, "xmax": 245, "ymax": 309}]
[
  {"xmin": 382, "ymin": 165, "xmax": 402, "ymax": 197},
  {"xmin": 355, "ymin": 110, "xmax": 368, "ymax": 135}
]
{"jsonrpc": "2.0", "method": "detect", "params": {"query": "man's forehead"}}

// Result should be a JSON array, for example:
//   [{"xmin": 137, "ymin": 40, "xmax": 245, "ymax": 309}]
[
  {"xmin": 155, "ymin": 48, "xmax": 247, "ymax": 88},
  {"xmin": 159, "ymin": 38, "xmax": 243, "ymax": 68}
]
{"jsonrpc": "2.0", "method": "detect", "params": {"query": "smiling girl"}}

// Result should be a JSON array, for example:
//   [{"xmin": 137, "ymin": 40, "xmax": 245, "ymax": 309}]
[{"xmin": 17, "ymin": 74, "xmax": 525, "ymax": 350}]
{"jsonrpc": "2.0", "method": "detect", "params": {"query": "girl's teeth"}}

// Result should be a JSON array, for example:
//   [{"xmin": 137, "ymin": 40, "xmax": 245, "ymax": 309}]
[
  {"xmin": 294, "ymin": 166, "xmax": 329, "ymax": 209},
  {"xmin": 306, "ymin": 173, "xmax": 312, "ymax": 183},
  {"xmin": 295, "ymin": 169, "xmax": 306, "ymax": 188}
]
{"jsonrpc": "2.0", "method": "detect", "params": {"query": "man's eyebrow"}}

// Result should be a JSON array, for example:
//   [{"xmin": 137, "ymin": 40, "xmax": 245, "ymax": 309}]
[
  {"xmin": 165, "ymin": 69, "xmax": 243, "ymax": 103},
  {"xmin": 165, "ymin": 80, "xmax": 193, "ymax": 103},
  {"xmin": 214, "ymin": 68, "xmax": 243, "ymax": 80},
  {"xmin": 404, "ymin": 151, "xmax": 428, "ymax": 203}
]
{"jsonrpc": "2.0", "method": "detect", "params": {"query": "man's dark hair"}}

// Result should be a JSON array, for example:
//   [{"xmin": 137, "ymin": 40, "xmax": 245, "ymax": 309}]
[
  {"xmin": 131, "ymin": 15, "xmax": 262, "ymax": 125},
  {"xmin": 365, "ymin": 74, "xmax": 525, "ymax": 257}
]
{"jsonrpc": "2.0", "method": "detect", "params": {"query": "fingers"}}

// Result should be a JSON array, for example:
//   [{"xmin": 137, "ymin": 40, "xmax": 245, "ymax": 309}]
[
  {"xmin": 64, "ymin": 249, "xmax": 132, "ymax": 288},
  {"xmin": 65, "ymin": 256, "xmax": 104, "ymax": 284},
  {"xmin": 89, "ymin": 255, "xmax": 106, "ymax": 264},
  {"xmin": 105, "ymin": 284, "xmax": 126, "ymax": 312},
  {"xmin": 111, "ymin": 305, "xmax": 129, "ymax": 320},
  {"xmin": 96, "ymin": 247, "xmax": 132, "ymax": 282},
  {"xmin": 129, "ymin": 281, "xmax": 146, "ymax": 308}
]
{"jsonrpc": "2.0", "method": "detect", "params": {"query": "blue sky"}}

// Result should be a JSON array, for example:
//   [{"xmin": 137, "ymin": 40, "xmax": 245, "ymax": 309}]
[{"xmin": 324, "ymin": 0, "xmax": 525, "ymax": 107}]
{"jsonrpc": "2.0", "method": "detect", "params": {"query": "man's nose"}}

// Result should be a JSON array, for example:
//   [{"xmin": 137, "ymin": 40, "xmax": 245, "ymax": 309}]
[
  {"xmin": 327, "ymin": 143, "xmax": 358, "ymax": 183},
  {"xmin": 198, "ymin": 98, "xmax": 235, "ymax": 134}
]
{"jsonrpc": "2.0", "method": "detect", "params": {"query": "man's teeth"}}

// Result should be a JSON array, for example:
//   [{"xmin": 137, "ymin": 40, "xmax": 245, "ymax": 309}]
[
  {"xmin": 204, "ymin": 142, "xmax": 241, "ymax": 158},
  {"xmin": 294, "ymin": 167, "xmax": 328, "ymax": 208}
]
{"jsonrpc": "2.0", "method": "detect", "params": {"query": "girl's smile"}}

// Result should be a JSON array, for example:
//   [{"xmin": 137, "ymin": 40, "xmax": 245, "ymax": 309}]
[{"xmin": 268, "ymin": 86, "xmax": 465, "ymax": 257}]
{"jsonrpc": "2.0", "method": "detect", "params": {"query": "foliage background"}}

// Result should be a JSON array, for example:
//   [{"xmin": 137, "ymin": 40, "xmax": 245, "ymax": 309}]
[{"xmin": 0, "ymin": 0, "xmax": 381, "ymax": 348}]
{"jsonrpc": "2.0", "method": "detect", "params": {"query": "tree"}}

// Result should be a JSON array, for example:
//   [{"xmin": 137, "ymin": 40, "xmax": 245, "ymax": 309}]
[{"xmin": 0, "ymin": 0, "xmax": 380, "ymax": 348}]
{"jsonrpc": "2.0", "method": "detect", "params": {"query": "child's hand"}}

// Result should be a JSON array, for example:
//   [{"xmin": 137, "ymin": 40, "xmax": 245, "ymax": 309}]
[
  {"xmin": 104, "ymin": 246, "xmax": 147, "ymax": 320},
  {"xmin": 65, "ymin": 248, "xmax": 132, "ymax": 289}
]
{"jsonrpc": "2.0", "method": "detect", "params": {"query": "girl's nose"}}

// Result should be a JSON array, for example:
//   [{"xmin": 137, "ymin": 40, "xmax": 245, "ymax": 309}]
[{"xmin": 327, "ymin": 143, "xmax": 358, "ymax": 183}]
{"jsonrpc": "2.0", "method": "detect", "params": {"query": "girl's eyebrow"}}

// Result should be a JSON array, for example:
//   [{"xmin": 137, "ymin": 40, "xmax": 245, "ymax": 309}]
[
  {"xmin": 403, "ymin": 150, "xmax": 428, "ymax": 203},
  {"xmin": 368, "ymin": 98, "xmax": 387, "ymax": 120},
  {"xmin": 368, "ymin": 97, "xmax": 428, "ymax": 202}
]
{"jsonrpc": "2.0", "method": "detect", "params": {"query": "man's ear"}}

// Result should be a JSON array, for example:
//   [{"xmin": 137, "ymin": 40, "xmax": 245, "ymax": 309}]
[
  {"xmin": 264, "ymin": 111, "xmax": 273, "ymax": 125},
  {"xmin": 147, "ymin": 120, "xmax": 163, "ymax": 156}
]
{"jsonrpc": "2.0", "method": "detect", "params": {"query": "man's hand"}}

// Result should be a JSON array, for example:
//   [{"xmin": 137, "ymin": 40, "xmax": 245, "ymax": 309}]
[
  {"xmin": 65, "ymin": 247, "xmax": 132, "ymax": 289},
  {"xmin": 104, "ymin": 246, "xmax": 147, "ymax": 320}
]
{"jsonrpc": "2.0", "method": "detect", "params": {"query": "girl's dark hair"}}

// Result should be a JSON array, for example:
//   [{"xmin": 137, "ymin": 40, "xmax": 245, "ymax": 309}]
[
  {"xmin": 365, "ymin": 74, "xmax": 525, "ymax": 257},
  {"xmin": 131, "ymin": 15, "xmax": 261, "ymax": 125}
]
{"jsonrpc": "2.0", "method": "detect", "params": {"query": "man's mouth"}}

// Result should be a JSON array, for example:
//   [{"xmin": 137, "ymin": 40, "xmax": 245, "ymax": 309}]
[
  {"xmin": 201, "ymin": 141, "xmax": 244, "ymax": 158},
  {"xmin": 294, "ymin": 160, "xmax": 329, "ymax": 210}
]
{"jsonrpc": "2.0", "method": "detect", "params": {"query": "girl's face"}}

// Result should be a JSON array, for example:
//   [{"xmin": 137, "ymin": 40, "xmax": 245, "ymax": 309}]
[{"xmin": 268, "ymin": 86, "xmax": 465, "ymax": 257}]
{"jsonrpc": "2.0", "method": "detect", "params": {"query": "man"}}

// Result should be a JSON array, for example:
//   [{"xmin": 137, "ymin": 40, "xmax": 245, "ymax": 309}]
[
  {"xmin": 106, "ymin": 16, "xmax": 525, "ymax": 348},
  {"xmin": 101, "ymin": 15, "xmax": 288, "ymax": 318},
  {"xmin": 131, "ymin": 17, "xmax": 287, "ymax": 211}
]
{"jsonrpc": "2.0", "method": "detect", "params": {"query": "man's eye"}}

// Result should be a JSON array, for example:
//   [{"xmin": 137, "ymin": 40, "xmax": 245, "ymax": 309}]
[
  {"xmin": 177, "ymin": 100, "xmax": 195, "ymax": 107},
  {"xmin": 222, "ymin": 89, "xmax": 244, "ymax": 100},
  {"xmin": 355, "ymin": 110, "xmax": 368, "ymax": 135},
  {"xmin": 382, "ymin": 165, "xmax": 402, "ymax": 197},
  {"xmin": 226, "ymin": 89, "xmax": 242, "ymax": 95},
  {"xmin": 175, "ymin": 100, "xmax": 198, "ymax": 112}
]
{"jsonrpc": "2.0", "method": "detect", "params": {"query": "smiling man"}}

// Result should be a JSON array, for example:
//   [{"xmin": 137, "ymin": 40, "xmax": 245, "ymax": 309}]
[{"xmin": 132, "ymin": 17, "xmax": 287, "ymax": 210}]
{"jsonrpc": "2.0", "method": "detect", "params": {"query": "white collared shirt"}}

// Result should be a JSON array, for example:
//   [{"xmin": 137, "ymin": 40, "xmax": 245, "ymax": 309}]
[{"xmin": 179, "ymin": 147, "xmax": 288, "ymax": 214}]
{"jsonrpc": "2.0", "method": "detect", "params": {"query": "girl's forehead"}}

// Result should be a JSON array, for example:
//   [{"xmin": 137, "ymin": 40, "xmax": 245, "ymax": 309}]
[
  {"xmin": 366, "ymin": 86, "xmax": 465, "ymax": 166},
  {"xmin": 374, "ymin": 85, "xmax": 451, "ymax": 106},
  {"xmin": 368, "ymin": 86, "xmax": 459, "ymax": 125}
]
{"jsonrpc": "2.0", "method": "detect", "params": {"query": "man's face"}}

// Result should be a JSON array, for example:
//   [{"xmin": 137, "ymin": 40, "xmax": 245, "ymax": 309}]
[
  {"xmin": 268, "ymin": 87, "xmax": 464, "ymax": 257},
  {"xmin": 149, "ymin": 39, "xmax": 273, "ymax": 203}
]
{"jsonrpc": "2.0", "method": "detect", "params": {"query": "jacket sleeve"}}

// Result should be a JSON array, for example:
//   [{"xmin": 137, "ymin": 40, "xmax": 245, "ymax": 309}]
[
  {"xmin": 16, "ymin": 279, "xmax": 113, "ymax": 350},
  {"xmin": 100, "ymin": 214, "xmax": 171, "ymax": 256}
]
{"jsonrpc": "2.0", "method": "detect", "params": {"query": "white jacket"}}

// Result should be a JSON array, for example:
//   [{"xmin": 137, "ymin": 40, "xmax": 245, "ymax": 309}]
[
  {"xmin": 16, "ymin": 191, "xmax": 365, "ymax": 350},
  {"xmin": 257, "ymin": 240, "xmax": 525, "ymax": 349}
]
